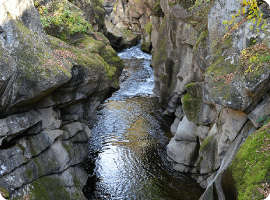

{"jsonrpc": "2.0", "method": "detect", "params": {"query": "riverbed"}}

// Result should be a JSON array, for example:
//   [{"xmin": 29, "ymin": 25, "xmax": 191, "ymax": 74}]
[{"xmin": 83, "ymin": 44, "xmax": 204, "ymax": 200}]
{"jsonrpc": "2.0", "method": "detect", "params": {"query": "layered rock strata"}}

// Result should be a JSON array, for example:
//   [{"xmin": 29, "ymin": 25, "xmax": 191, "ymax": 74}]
[{"xmin": 0, "ymin": 0, "xmax": 123, "ymax": 198}]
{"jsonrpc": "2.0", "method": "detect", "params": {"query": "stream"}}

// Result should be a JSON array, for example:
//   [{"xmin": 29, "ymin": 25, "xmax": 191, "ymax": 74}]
[{"xmin": 82, "ymin": 44, "xmax": 204, "ymax": 200}]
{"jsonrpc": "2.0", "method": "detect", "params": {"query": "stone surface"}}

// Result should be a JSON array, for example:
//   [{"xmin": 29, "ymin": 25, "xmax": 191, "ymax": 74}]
[
  {"xmin": 198, "ymin": 124, "xmax": 220, "ymax": 174},
  {"xmin": 170, "ymin": 117, "xmax": 180, "ymax": 135},
  {"xmin": 200, "ymin": 121, "xmax": 256, "ymax": 199},
  {"xmin": 167, "ymin": 137, "xmax": 199, "ymax": 166},
  {"xmin": 248, "ymin": 96, "xmax": 270, "ymax": 128},
  {"xmin": 174, "ymin": 116, "xmax": 197, "ymax": 142},
  {"xmin": 37, "ymin": 107, "xmax": 61, "ymax": 130},
  {"xmin": 105, "ymin": 20, "xmax": 138, "ymax": 50},
  {"xmin": 174, "ymin": 105, "xmax": 183, "ymax": 119},
  {"xmin": 217, "ymin": 108, "xmax": 248, "ymax": 156},
  {"xmin": 0, "ymin": 0, "xmax": 123, "ymax": 198},
  {"xmin": 195, "ymin": 126, "xmax": 210, "ymax": 141},
  {"xmin": 62, "ymin": 122, "xmax": 83, "ymax": 140}
]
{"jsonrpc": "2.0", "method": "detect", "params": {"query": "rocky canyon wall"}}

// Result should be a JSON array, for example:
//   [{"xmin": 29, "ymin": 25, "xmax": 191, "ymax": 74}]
[
  {"xmin": 103, "ymin": 0, "xmax": 162, "ymax": 52},
  {"xmin": 150, "ymin": 0, "xmax": 270, "ymax": 199},
  {"xmin": 104, "ymin": 0, "xmax": 270, "ymax": 198},
  {"xmin": 0, "ymin": 0, "xmax": 124, "ymax": 198}
]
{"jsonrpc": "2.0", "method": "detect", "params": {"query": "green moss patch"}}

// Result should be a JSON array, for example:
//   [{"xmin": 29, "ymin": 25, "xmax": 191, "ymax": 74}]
[
  {"xmin": 74, "ymin": 35, "xmax": 105, "ymax": 53},
  {"xmin": 14, "ymin": 19, "xmax": 72, "ymax": 83},
  {"xmin": 48, "ymin": 36, "xmax": 121, "ymax": 80},
  {"xmin": 30, "ymin": 176, "xmax": 71, "ymax": 199},
  {"xmin": 0, "ymin": 186, "xmax": 9, "ymax": 199},
  {"xmin": 204, "ymin": 34, "xmax": 247, "ymax": 109},
  {"xmin": 206, "ymin": 35, "xmax": 270, "ymax": 110},
  {"xmin": 182, "ymin": 83, "xmax": 203, "ymax": 122},
  {"xmin": 119, "ymin": 27, "xmax": 137, "ymax": 42},
  {"xmin": 229, "ymin": 125, "xmax": 270, "ymax": 200},
  {"xmin": 153, "ymin": 37, "xmax": 167, "ymax": 66},
  {"xmin": 200, "ymin": 135, "xmax": 215, "ymax": 152},
  {"xmin": 193, "ymin": 28, "xmax": 208, "ymax": 53}
]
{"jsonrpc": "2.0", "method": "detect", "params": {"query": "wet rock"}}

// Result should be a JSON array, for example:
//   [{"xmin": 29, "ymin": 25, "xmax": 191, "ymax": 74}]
[
  {"xmin": 12, "ymin": 166, "xmax": 87, "ymax": 200},
  {"xmin": 0, "ymin": 0, "xmax": 123, "ymax": 198},
  {"xmin": 174, "ymin": 105, "xmax": 184, "ymax": 119},
  {"xmin": 6, "ymin": 111, "xmax": 42, "ymax": 135},
  {"xmin": 0, "ymin": 120, "xmax": 9, "ymax": 138},
  {"xmin": 1, "ymin": 111, "xmax": 42, "ymax": 144},
  {"xmin": 182, "ymin": 82, "xmax": 217, "ymax": 126}
]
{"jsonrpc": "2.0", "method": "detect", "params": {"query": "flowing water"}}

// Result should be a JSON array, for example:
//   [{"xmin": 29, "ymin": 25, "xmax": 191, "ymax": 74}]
[{"xmin": 83, "ymin": 44, "xmax": 204, "ymax": 200}]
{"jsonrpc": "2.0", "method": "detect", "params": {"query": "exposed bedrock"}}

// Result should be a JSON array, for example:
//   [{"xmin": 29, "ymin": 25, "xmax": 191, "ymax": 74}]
[
  {"xmin": 103, "ymin": 0, "xmax": 163, "ymax": 53},
  {"xmin": 150, "ymin": 0, "xmax": 270, "ymax": 199},
  {"xmin": 0, "ymin": 0, "xmax": 124, "ymax": 198}
]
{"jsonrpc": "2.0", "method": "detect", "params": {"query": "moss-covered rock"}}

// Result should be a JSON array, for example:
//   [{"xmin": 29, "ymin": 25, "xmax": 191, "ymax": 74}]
[
  {"xmin": 198, "ymin": 134, "xmax": 220, "ymax": 174},
  {"xmin": 205, "ymin": 35, "xmax": 270, "ymax": 112},
  {"xmin": 182, "ymin": 88, "xmax": 202, "ymax": 123},
  {"xmin": 0, "ymin": 16, "xmax": 74, "ymax": 116},
  {"xmin": 48, "ymin": 35, "xmax": 122, "ymax": 81},
  {"xmin": 182, "ymin": 82, "xmax": 216, "ymax": 125},
  {"xmin": 229, "ymin": 124, "xmax": 270, "ymax": 200},
  {"xmin": 0, "ymin": 186, "xmax": 9, "ymax": 199}
]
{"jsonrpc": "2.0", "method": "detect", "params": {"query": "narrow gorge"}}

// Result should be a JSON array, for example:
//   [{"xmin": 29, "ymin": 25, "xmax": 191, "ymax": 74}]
[{"xmin": 0, "ymin": 0, "xmax": 270, "ymax": 199}]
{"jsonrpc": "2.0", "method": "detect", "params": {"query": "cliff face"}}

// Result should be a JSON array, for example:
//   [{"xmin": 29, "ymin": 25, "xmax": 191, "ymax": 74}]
[
  {"xmin": 150, "ymin": 0, "xmax": 270, "ymax": 199},
  {"xmin": 103, "ymin": 0, "xmax": 161, "ymax": 52},
  {"xmin": 0, "ymin": 0, "xmax": 123, "ymax": 199}
]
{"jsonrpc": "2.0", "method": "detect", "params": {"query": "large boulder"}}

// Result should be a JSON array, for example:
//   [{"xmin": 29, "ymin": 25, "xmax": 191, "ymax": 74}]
[
  {"xmin": 105, "ymin": 20, "xmax": 138, "ymax": 50},
  {"xmin": 0, "ymin": 7, "xmax": 72, "ymax": 116},
  {"xmin": 167, "ymin": 117, "xmax": 200, "ymax": 173},
  {"xmin": 204, "ymin": 1, "xmax": 270, "ymax": 112}
]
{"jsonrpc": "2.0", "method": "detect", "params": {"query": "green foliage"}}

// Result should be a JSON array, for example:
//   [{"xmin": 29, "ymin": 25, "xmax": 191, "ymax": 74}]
[
  {"xmin": 153, "ymin": 1, "xmax": 161, "ymax": 11},
  {"xmin": 223, "ymin": 0, "xmax": 267, "ymax": 34},
  {"xmin": 188, "ymin": 0, "xmax": 212, "ymax": 9},
  {"xmin": 240, "ymin": 44, "xmax": 270, "ymax": 75},
  {"xmin": 36, "ymin": 0, "xmax": 92, "ymax": 35},
  {"xmin": 229, "ymin": 126, "xmax": 270, "ymax": 200},
  {"xmin": 256, "ymin": 113, "xmax": 270, "ymax": 125}
]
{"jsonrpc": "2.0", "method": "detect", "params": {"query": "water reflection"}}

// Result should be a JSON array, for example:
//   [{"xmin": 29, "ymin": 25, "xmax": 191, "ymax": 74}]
[{"xmin": 83, "ymin": 45, "xmax": 204, "ymax": 199}]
